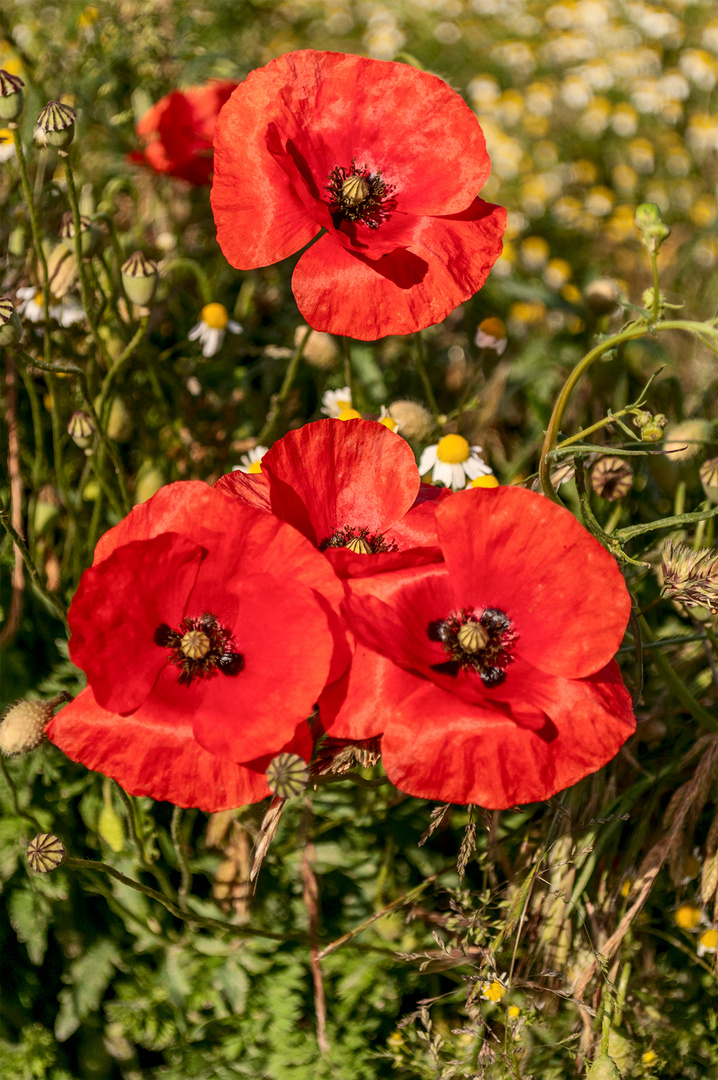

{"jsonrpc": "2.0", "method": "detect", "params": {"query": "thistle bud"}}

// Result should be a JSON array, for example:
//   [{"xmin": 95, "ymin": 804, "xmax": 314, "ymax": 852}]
[
  {"xmin": 27, "ymin": 833, "xmax": 67, "ymax": 873},
  {"xmin": 120, "ymin": 251, "xmax": 158, "ymax": 307},
  {"xmin": 0, "ymin": 297, "xmax": 23, "ymax": 348},
  {"xmin": 583, "ymin": 278, "xmax": 622, "ymax": 316},
  {"xmin": 266, "ymin": 752, "xmax": 310, "ymax": 799},
  {"xmin": 0, "ymin": 699, "xmax": 54, "ymax": 756},
  {"xmin": 386, "ymin": 400, "xmax": 434, "ymax": 441},
  {"xmin": 634, "ymin": 202, "xmax": 670, "ymax": 253},
  {"xmin": 700, "ymin": 457, "xmax": 718, "ymax": 504},
  {"xmin": 661, "ymin": 540, "xmax": 718, "ymax": 613},
  {"xmin": 67, "ymin": 409, "xmax": 94, "ymax": 449},
  {"xmin": 59, "ymin": 211, "xmax": 98, "ymax": 258},
  {"xmin": 36, "ymin": 100, "xmax": 76, "ymax": 150},
  {"xmin": 0, "ymin": 69, "xmax": 24, "ymax": 123},
  {"xmin": 590, "ymin": 456, "xmax": 633, "ymax": 501}
]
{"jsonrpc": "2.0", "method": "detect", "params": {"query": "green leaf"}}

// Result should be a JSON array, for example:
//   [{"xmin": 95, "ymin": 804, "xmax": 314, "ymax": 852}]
[
  {"xmin": 7, "ymin": 886, "xmax": 51, "ymax": 965},
  {"xmin": 55, "ymin": 939, "xmax": 120, "ymax": 1041}
]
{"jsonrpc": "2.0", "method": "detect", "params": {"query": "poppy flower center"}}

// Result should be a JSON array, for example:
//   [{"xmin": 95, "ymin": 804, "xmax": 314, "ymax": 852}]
[
  {"xmin": 428, "ymin": 607, "xmax": 518, "ymax": 687},
  {"xmin": 325, "ymin": 160, "xmax": 395, "ymax": 230},
  {"xmin": 436, "ymin": 434, "xmax": 471, "ymax": 465},
  {"xmin": 319, "ymin": 525, "xmax": 397, "ymax": 555},
  {"xmin": 154, "ymin": 611, "xmax": 244, "ymax": 685}
]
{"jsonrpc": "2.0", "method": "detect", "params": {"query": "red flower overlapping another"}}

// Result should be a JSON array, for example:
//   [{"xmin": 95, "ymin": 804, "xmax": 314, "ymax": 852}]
[
  {"xmin": 211, "ymin": 51, "xmax": 507, "ymax": 339},
  {"xmin": 129, "ymin": 80, "xmax": 237, "ymax": 186}
]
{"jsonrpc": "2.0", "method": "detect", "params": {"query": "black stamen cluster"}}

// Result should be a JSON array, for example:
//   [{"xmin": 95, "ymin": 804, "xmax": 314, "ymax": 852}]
[
  {"xmin": 154, "ymin": 611, "xmax": 244, "ymax": 685},
  {"xmin": 325, "ymin": 159, "xmax": 395, "ymax": 229},
  {"xmin": 428, "ymin": 607, "xmax": 516, "ymax": 688},
  {"xmin": 319, "ymin": 524, "xmax": 397, "ymax": 554}
]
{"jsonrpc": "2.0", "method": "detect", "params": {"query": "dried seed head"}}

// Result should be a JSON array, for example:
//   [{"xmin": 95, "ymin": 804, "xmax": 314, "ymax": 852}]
[
  {"xmin": 67, "ymin": 409, "xmax": 95, "ymax": 449},
  {"xmin": 664, "ymin": 419, "xmax": 712, "ymax": 462},
  {"xmin": 590, "ymin": 456, "xmax": 633, "ymax": 501},
  {"xmin": 0, "ymin": 699, "xmax": 54, "ymax": 756},
  {"xmin": 120, "ymin": 251, "xmax": 158, "ymax": 307},
  {"xmin": 0, "ymin": 296, "xmax": 23, "ymax": 348},
  {"xmin": 27, "ymin": 833, "xmax": 67, "ymax": 873},
  {"xmin": 386, "ymin": 400, "xmax": 434, "ymax": 441},
  {"xmin": 661, "ymin": 540, "xmax": 718, "ymax": 613},
  {"xmin": 266, "ymin": 753, "xmax": 310, "ymax": 799},
  {"xmin": 583, "ymin": 278, "xmax": 622, "ymax": 316},
  {"xmin": 36, "ymin": 100, "xmax": 76, "ymax": 150},
  {"xmin": 0, "ymin": 69, "xmax": 24, "ymax": 123},
  {"xmin": 700, "ymin": 457, "xmax": 718, "ymax": 504}
]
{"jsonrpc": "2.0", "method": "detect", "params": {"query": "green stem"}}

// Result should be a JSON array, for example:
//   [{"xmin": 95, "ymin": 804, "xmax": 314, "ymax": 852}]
[
  {"xmin": 11, "ymin": 128, "xmax": 52, "ymax": 365},
  {"xmin": 651, "ymin": 251, "xmax": 661, "ymax": 323},
  {"xmin": 113, "ymin": 784, "xmax": 174, "ymax": 900},
  {"xmin": 616, "ymin": 504, "xmax": 718, "ymax": 543},
  {"xmin": 414, "ymin": 330, "xmax": 440, "ymax": 419},
  {"xmin": 0, "ymin": 757, "xmax": 43, "ymax": 832},
  {"xmin": 639, "ymin": 616, "xmax": 718, "ymax": 731},
  {"xmin": 539, "ymin": 319, "xmax": 718, "ymax": 502},
  {"xmin": 0, "ymin": 498, "xmax": 69, "ymax": 632},
  {"xmin": 161, "ymin": 257, "xmax": 213, "ymax": 306},
  {"xmin": 258, "ymin": 324, "xmax": 311, "ymax": 444},
  {"xmin": 171, "ymin": 806, "xmax": 192, "ymax": 911},
  {"xmin": 18, "ymin": 365, "xmax": 45, "ymax": 489},
  {"xmin": 341, "ymin": 336, "xmax": 355, "ymax": 410},
  {"xmin": 98, "ymin": 314, "xmax": 150, "ymax": 421}
]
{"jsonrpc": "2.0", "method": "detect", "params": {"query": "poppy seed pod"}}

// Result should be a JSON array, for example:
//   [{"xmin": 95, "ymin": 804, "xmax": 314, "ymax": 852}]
[
  {"xmin": 59, "ymin": 211, "xmax": 99, "ymax": 258},
  {"xmin": 700, "ymin": 457, "xmax": 718, "ymax": 503},
  {"xmin": 591, "ymin": 456, "xmax": 633, "ymax": 501},
  {"xmin": 0, "ymin": 297, "xmax": 23, "ymax": 348},
  {"xmin": 67, "ymin": 409, "xmax": 94, "ymax": 449},
  {"xmin": 266, "ymin": 752, "xmax": 310, "ymax": 798},
  {"xmin": 36, "ymin": 100, "xmax": 76, "ymax": 150},
  {"xmin": 121, "ymin": 251, "xmax": 158, "ymax": 307},
  {"xmin": 0, "ymin": 69, "xmax": 24, "ymax": 123},
  {"xmin": 27, "ymin": 833, "xmax": 67, "ymax": 873}
]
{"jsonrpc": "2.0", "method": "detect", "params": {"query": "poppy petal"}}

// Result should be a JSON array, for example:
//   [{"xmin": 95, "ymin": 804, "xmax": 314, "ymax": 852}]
[{"xmin": 213, "ymin": 470, "xmax": 272, "ymax": 511}]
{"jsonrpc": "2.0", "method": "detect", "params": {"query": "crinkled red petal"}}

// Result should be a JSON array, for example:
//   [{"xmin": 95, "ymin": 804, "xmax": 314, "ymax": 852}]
[
  {"xmin": 318, "ymin": 643, "xmax": 406, "ymax": 741},
  {"xmin": 381, "ymin": 660, "xmax": 635, "ymax": 807},
  {"xmin": 435, "ymin": 487, "xmax": 631, "ymax": 679},
  {"xmin": 46, "ymin": 687, "xmax": 271, "ymax": 812},
  {"xmin": 292, "ymin": 199, "xmax": 506, "ymax": 340},
  {"xmin": 213, "ymin": 470, "xmax": 272, "ymax": 511}
]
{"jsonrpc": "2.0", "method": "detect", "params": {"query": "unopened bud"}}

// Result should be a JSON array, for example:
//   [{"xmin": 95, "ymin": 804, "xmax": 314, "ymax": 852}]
[
  {"xmin": 295, "ymin": 324, "xmax": 338, "ymax": 370},
  {"xmin": 583, "ymin": 278, "xmax": 621, "ymax": 316},
  {"xmin": 0, "ymin": 69, "xmax": 24, "ymax": 123},
  {"xmin": 387, "ymin": 400, "xmax": 434, "ymax": 441},
  {"xmin": 59, "ymin": 211, "xmax": 98, "ymax": 257},
  {"xmin": 591, "ymin": 456, "xmax": 633, "ymax": 501},
  {"xmin": 664, "ymin": 419, "xmax": 711, "ymax": 462},
  {"xmin": 584, "ymin": 1052, "xmax": 622, "ymax": 1080},
  {"xmin": 67, "ymin": 409, "xmax": 94, "ymax": 449},
  {"xmin": 0, "ymin": 297, "xmax": 23, "ymax": 347},
  {"xmin": 634, "ymin": 410, "xmax": 667, "ymax": 441},
  {"xmin": 700, "ymin": 457, "xmax": 718, "ymax": 504},
  {"xmin": 121, "ymin": 251, "xmax": 158, "ymax": 307},
  {"xmin": 34, "ymin": 484, "xmax": 62, "ymax": 535},
  {"xmin": 36, "ymin": 100, "xmax": 76, "ymax": 150},
  {"xmin": 98, "ymin": 805, "xmax": 125, "ymax": 853},
  {"xmin": 27, "ymin": 833, "xmax": 67, "ymax": 873},
  {"xmin": 634, "ymin": 202, "xmax": 670, "ymax": 253},
  {"xmin": 266, "ymin": 752, "xmax": 310, "ymax": 799},
  {"xmin": 0, "ymin": 699, "xmax": 54, "ymax": 756},
  {"xmin": 642, "ymin": 287, "xmax": 666, "ymax": 315},
  {"xmin": 104, "ymin": 397, "xmax": 132, "ymax": 442}
]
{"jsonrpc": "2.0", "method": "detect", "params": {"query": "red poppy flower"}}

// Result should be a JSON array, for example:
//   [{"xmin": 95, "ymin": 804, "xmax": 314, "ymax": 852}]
[
  {"xmin": 129, "ymin": 80, "xmax": 238, "ymax": 186},
  {"xmin": 215, "ymin": 419, "xmax": 444, "ymax": 581},
  {"xmin": 47, "ymin": 482, "xmax": 341, "ymax": 811},
  {"xmin": 324, "ymin": 486, "xmax": 635, "ymax": 808},
  {"xmin": 211, "ymin": 51, "xmax": 506, "ymax": 339}
]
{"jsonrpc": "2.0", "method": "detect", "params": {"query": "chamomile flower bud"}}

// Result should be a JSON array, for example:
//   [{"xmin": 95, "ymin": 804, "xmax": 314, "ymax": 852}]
[
  {"xmin": 634, "ymin": 410, "xmax": 667, "ymax": 442},
  {"xmin": 27, "ymin": 833, "xmax": 67, "ymax": 873},
  {"xmin": 36, "ymin": 100, "xmax": 76, "ymax": 150},
  {"xmin": 634, "ymin": 202, "xmax": 671, "ymax": 253},
  {"xmin": 120, "ymin": 251, "xmax": 158, "ymax": 307},
  {"xmin": 0, "ymin": 69, "xmax": 24, "ymax": 123},
  {"xmin": 0, "ymin": 699, "xmax": 54, "ymax": 756},
  {"xmin": 700, "ymin": 457, "xmax": 718, "ymax": 503},
  {"xmin": 67, "ymin": 409, "xmax": 94, "ymax": 449},
  {"xmin": 0, "ymin": 297, "xmax": 22, "ymax": 348},
  {"xmin": 584, "ymin": 278, "xmax": 622, "ymax": 316},
  {"xmin": 266, "ymin": 753, "xmax": 310, "ymax": 799},
  {"xmin": 591, "ymin": 456, "xmax": 633, "ymax": 501},
  {"xmin": 386, "ymin": 400, "xmax": 434, "ymax": 441}
]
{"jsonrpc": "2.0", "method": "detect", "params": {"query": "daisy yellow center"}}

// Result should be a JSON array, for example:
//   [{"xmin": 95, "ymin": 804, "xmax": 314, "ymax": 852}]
[
  {"xmin": 436, "ymin": 434, "xmax": 471, "ymax": 464},
  {"xmin": 674, "ymin": 903, "xmax": 702, "ymax": 929},
  {"xmin": 0, "ymin": 128, "xmax": 11, "ymax": 143},
  {"xmin": 507, "ymin": 1005, "xmax": 521, "ymax": 1020},
  {"xmin": 338, "ymin": 408, "xmax": 362, "ymax": 421},
  {"xmin": 479, "ymin": 317, "xmax": 506, "ymax": 339},
  {"xmin": 336, "ymin": 398, "xmax": 352, "ymax": 411},
  {"xmin": 642, "ymin": 1052, "xmax": 657, "ymax": 1066},
  {"xmin": 248, "ymin": 460, "xmax": 262, "ymax": 474},
  {"xmin": 201, "ymin": 303, "xmax": 229, "ymax": 330},
  {"xmin": 469, "ymin": 475, "xmax": 499, "ymax": 489},
  {"xmin": 482, "ymin": 980, "xmax": 506, "ymax": 1003},
  {"xmin": 379, "ymin": 416, "xmax": 398, "ymax": 431},
  {"xmin": 700, "ymin": 928, "xmax": 718, "ymax": 950}
]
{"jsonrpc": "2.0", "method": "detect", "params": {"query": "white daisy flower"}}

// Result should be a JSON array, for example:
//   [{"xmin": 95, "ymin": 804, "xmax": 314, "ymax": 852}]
[
  {"xmin": 55, "ymin": 296, "xmax": 85, "ymax": 327},
  {"xmin": 378, "ymin": 405, "xmax": 402, "ymax": 433},
  {"xmin": 233, "ymin": 445, "xmax": 269, "ymax": 474},
  {"xmin": 16, "ymin": 287, "xmax": 47, "ymax": 323},
  {"xmin": 697, "ymin": 928, "xmax": 718, "ymax": 957},
  {"xmin": 474, "ymin": 316, "xmax": 507, "ymax": 356},
  {"xmin": 418, "ymin": 434, "xmax": 493, "ymax": 491},
  {"xmin": 320, "ymin": 386, "xmax": 353, "ymax": 418},
  {"xmin": 479, "ymin": 973, "xmax": 509, "ymax": 1003},
  {"xmin": 188, "ymin": 302, "xmax": 242, "ymax": 358},
  {"xmin": 0, "ymin": 127, "xmax": 16, "ymax": 163}
]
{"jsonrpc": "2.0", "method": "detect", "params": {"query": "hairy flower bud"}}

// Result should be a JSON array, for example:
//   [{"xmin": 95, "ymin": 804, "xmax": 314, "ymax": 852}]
[
  {"xmin": 266, "ymin": 752, "xmax": 310, "ymax": 799},
  {"xmin": 591, "ymin": 456, "xmax": 633, "ymax": 501},
  {"xmin": 0, "ymin": 296, "xmax": 23, "ymax": 348},
  {"xmin": 387, "ymin": 400, "xmax": 434, "ymax": 441},
  {"xmin": 36, "ymin": 100, "xmax": 76, "ymax": 150},
  {"xmin": 664, "ymin": 419, "xmax": 711, "ymax": 462},
  {"xmin": 27, "ymin": 833, "xmax": 67, "ymax": 873},
  {"xmin": 59, "ymin": 210, "xmax": 98, "ymax": 257},
  {"xmin": 121, "ymin": 250, "xmax": 158, "ymax": 306},
  {"xmin": 700, "ymin": 457, "xmax": 718, "ymax": 504},
  {"xmin": 0, "ymin": 69, "xmax": 24, "ymax": 123},
  {"xmin": 0, "ymin": 700, "xmax": 54, "ymax": 756},
  {"xmin": 67, "ymin": 409, "xmax": 94, "ymax": 449},
  {"xmin": 661, "ymin": 541, "xmax": 718, "ymax": 613},
  {"xmin": 295, "ymin": 324, "xmax": 338, "ymax": 369},
  {"xmin": 634, "ymin": 202, "xmax": 670, "ymax": 253},
  {"xmin": 583, "ymin": 278, "xmax": 622, "ymax": 316}
]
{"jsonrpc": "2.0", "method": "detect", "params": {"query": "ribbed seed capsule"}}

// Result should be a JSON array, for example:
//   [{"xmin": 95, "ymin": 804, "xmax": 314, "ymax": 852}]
[
  {"xmin": 27, "ymin": 833, "xmax": 67, "ymax": 873},
  {"xmin": 0, "ymin": 297, "xmax": 22, "ymax": 348},
  {"xmin": 36, "ymin": 100, "xmax": 76, "ymax": 150},
  {"xmin": 0, "ymin": 69, "xmax": 24, "ymax": 123},
  {"xmin": 266, "ymin": 753, "xmax": 310, "ymax": 799},
  {"xmin": 341, "ymin": 174, "xmax": 370, "ymax": 207},
  {"xmin": 120, "ymin": 251, "xmax": 159, "ymax": 307}
]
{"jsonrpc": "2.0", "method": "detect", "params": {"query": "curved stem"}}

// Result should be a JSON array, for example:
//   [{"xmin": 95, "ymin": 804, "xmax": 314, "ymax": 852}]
[
  {"xmin": 11, "ymin": 128, "xmax": 52, "ymax": 366},
  {"xmin": 98, "ymin": 314, "xmax": 150, "ymax": 421},
  {"xmin": 258, "ymin": 324, "xmax": 311, "ymax": 444},
  {"xmin": 639, "ymin": 616, "xmax": 718, "ymax": 732},
  {"xmin": 414, "ymin": 330, "xmax": 440, "ymax": 419},
  {"xmin": 161, "ymin": 257, "xmax": 213, "ymax": 306},
  {"xmin": 0, "ymin": 498, "xmax": 68, "ymax": 632},
  {"xmin": 65, "ymin": 155, "xmax": 111, "ymax": 384}
]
